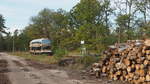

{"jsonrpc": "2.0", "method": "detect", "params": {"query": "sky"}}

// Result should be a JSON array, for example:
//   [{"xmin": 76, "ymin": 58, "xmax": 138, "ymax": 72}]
[{"xmin": 0, "ymin": 0, "xmax": 80, "ymax": 32}]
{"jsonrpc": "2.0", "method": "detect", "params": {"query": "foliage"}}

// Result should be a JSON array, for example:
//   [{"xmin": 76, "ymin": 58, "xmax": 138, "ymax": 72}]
[
  {"xmin": 70, "ymin": 0, "xmax": 101, "ymax": 26},
  {"xmin": 140, "ymin": 22, "xmax": 150, "ymax": 38},
  {"xmin": 10, "ymin": 52, "xmax": 58, "ymax": 64},
  {"xmin": 53, "ymin": 49, "xmax": 68, "ymax": 60},
  {"xmin": 0, "ymin": 14, "xmax": 7, "ymax": 51},
  {"xmin": 1, "ymin": 0, "xmax": 150, "ymax": 59},
  {"xmin": 77, "ymin": 55, "xmax": 100, "ymax": 67},
  {"xmin": 0, "ymin": 14, "xmax": 6, "ymax": 33}
]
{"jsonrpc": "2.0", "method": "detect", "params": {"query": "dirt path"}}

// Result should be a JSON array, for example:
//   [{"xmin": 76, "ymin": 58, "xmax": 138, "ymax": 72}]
[
  {"xmin": 0, "ymin": 53, "xmax": 129, "ymax": 84},
  {"xmin": 0, "ymin": 53, "xmax": 102, "ymax": 84}
]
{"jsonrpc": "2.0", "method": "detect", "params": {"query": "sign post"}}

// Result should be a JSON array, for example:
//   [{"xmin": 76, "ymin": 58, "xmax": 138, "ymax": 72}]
[{"xmin": 81, "ymin": 40, "xmax": 86, "ymax": 56}]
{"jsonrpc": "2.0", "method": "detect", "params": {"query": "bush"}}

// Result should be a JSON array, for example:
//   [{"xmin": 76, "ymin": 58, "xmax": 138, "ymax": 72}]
[
  {"xmin": 77, "ymin": 55, "xmax": 99, "ymax": 67},
  {"xmin": 54, "ymin": 49, "xmax": 68, "ymax": 60}
]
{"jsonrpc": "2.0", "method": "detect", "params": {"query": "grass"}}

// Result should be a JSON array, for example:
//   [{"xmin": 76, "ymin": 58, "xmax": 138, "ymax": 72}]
[
  {"xmin": 76, "ymin": 55, "xmax": 100, "ymax": 68},
  {"xmin": 10, "ymin": 52, "xmax": 58, "ymax": 64},
  {"xmin": 9, "ymin": 51, "xmax": 100, "ymax": 70}
]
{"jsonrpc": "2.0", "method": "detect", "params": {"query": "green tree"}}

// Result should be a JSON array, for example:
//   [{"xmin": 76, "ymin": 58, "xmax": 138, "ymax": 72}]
[
  {"xmin": 30, "ymin": 8, "xmax": 54, "ymax": 39},
  {"xmin": 116, "ymin": 14, "xmax": 130, "ymax": 42},
  {"xmin": 0, "ymin": 14, "xmax": 7, "ymax": 51},
  {"xmin": 23, "ymin": 8, "xmax": 71, "ymax": 51},
  {"xmin": 140, "ymin": 22, "xmax": 150, "ymax": 38},
  {"xmin": 135, "ymin": 0, "xmax": 150, "ymax": 24},
  {"xmin": 0, "ymin": 14, "xmax": 6, "ymax": 33},
  {"xmin": 70, "ymin": 0, "xmax": 102, "ymax": 26},
  {"xmin": 69, "ymin": 0, "xmax": 111, "ymax": 52},
  {"xmin": 0, "ymin": 15, "xmax": 6, "ymax": 32}
]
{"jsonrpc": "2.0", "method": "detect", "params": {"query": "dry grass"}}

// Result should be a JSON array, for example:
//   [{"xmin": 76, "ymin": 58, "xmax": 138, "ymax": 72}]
[{"xmin": 10, "ymin": 52, "xmax": 58, "ymax": 64}]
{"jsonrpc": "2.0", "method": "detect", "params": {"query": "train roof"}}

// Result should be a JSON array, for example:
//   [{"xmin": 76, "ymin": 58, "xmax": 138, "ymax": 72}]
[{"xmin": 30, "ymin": 38, "xmax": 51, "ymax": 44}]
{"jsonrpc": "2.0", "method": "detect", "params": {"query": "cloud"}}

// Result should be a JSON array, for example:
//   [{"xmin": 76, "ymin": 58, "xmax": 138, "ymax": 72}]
[
  {"xmin": 4, "ymin": 0, "xmax": 79, "ymax": 11},
  {"xmin": 0, "ymin": 0, "xmax": 79, "ymax": 32},
  {"xmin": 0, "ymin": 5, "xmax": 31, "ymax": 28}
]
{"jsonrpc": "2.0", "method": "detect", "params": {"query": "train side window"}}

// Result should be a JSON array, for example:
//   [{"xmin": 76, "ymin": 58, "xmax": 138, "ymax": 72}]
[
  {"xmin": 43, "ymin": 46, "xmax": 50, "ymax": 50},
  {"xmin": 31, "ymin": 47, "xmax": 41, "ymax": 50}
]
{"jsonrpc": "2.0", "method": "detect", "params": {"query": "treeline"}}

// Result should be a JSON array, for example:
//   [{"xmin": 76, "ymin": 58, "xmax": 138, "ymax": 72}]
[{"xmin": 0, "ymin": 0, "xmax": 150, "ymax": 53}]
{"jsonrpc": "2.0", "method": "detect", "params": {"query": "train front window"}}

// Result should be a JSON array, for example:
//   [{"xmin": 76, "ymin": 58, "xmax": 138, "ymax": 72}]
[{"xmin": 31, "ymin": 47, "xmax": 41, "ymax": 50}]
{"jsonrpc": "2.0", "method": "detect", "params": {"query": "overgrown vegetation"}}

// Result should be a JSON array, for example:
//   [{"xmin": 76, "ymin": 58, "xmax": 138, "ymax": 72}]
[
  {"xmin": 77, "ymin": 55, "xmax": 100, "ymax": 67},
  {"xmin": 11, "ymin": 52, "xmax": 59, "ymax": 64},
  {"xmin": 0, "ymin": 0, "xmax": 150, "ymax": 61},
  {"xmin": 53, "ymin": 49, "xmax": 68, "ymax": 60}
]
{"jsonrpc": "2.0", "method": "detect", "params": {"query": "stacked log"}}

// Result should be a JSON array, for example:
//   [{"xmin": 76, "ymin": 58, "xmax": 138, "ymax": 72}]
[{"xmin": 91, "ymin": 40, "xmax": 150, "ymax": 84}]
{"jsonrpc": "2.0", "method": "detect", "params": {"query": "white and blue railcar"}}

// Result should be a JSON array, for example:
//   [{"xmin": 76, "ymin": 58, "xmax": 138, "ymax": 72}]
[{"xmin": 29, "ymin": 38, "xmax": 52, "ymax": 54}]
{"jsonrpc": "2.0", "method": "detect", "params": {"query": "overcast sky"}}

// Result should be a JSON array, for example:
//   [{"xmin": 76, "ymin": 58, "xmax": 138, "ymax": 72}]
[{"xmin": 0, "ymin": 0, "xmax": 80, "ymax": 32}]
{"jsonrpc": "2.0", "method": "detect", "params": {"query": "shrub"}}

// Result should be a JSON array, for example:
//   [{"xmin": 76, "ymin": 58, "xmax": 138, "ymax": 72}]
[
  {"xmin": 77, "ymin": 55, "xmax": 99, "ymax": 67},
  {"xmin": 54, "ymin": 49, "xmax": 68, "ymax": 60}
]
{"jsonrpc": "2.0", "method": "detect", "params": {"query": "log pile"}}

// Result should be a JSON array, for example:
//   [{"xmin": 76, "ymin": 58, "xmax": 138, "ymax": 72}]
[{"xmin": 91, "ymin": 39, "xmax": 150, "ymax": 84}]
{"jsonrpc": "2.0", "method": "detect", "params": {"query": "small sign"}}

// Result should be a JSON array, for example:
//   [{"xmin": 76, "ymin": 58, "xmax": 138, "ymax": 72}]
[{"xmin": 81, "ymin": 40, "xmax": 85, "ymax": 44}]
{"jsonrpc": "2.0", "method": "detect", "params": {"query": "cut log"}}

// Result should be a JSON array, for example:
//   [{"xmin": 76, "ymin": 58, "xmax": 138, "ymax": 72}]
[{"xmin": 91, "ymin": 39, "xmax": 150, "ymax": 84}]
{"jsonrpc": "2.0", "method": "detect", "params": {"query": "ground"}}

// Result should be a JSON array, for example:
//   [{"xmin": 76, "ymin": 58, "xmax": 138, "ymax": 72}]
[{"xmin": 0, "ymin": 52, "xmax": 129, "ymax": 84}]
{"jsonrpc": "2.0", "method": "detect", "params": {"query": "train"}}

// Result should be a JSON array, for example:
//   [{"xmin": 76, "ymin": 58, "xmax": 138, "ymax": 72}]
[{"xmin": 29, "ymin": 38, "xmax": 52, "ymax": 55}]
